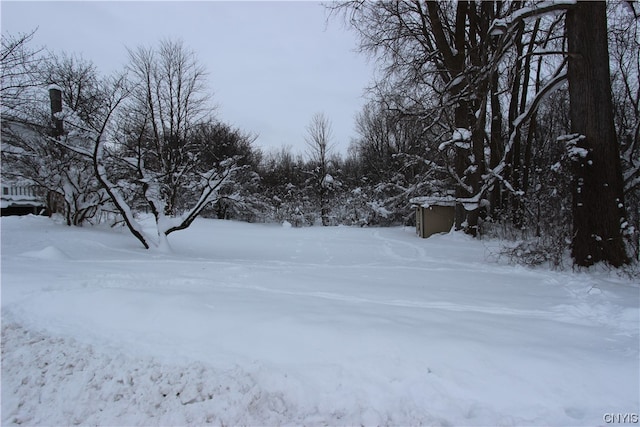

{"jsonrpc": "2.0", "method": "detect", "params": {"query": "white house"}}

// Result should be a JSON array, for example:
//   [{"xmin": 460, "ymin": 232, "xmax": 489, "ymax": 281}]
[{"xmin": 1, "ymin": 182, "xmax": 46, "ymax": 216}]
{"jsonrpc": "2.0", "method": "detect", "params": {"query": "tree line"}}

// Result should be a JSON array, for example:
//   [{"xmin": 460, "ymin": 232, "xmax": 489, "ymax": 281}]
[
  {"xmin": 1, "ymin": 0, "xmax": 638, "ymax": 268},
  {"xmin": 0, "ymin": 34, "xmax": 399, "ymax": 250}
]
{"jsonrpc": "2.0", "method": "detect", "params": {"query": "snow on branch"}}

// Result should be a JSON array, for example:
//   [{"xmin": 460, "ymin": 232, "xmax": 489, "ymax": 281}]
[
  {"xmin": 164, "ymin": 161, "xmax": 244, "ymax": 236},
  {"xmin": 558, "ymin": 134, "xmax": 588, "ymax": 162},
  {"xmin": 438, "ymin": 127, "xmax": 472, "ymax": 151},
  {"xmin": 394, "ymin": 153, "xmax": 448, "ymax": 174},
  {"xmin": 48, "ymin": 135, "xmax": 93, "ymax": 159},
  {"xmin": 513, "ymin": 71, "xmax": 567, "ymax": 128},
  {"xmin": 489, "ymin": 0, "xmax": 576, "ymax": 36}
]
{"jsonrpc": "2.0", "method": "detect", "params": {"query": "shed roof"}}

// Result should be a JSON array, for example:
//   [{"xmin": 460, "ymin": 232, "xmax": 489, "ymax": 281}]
[
  {"xmin": 410, "ymin": 196, "xmax": 456, "ymax": 208},
  {"xmin": 410, "ymin": 195, "xmax": 482, "ymax": 211}
]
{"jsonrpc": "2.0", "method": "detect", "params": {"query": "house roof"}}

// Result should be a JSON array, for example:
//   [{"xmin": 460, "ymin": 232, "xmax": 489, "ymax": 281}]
[{"xmin": 1, "ymin": 198, "xmax": 45, "ymax": 209}]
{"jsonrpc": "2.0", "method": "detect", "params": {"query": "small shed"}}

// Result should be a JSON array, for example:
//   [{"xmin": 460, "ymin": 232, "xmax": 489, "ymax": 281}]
[{"xmin": 410, "ymin": 196, "xmax": 456, "ymax": 238}]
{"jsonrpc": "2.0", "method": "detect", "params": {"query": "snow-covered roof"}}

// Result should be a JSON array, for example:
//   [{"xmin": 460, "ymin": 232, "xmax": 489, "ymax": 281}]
[
  {"xmin": 410, "ymin": 195, "xmax": 482, "ymax": 211},
  {"xmin": 410, "ymin": 196, "xmax": 457, "ymax": 208},
  {"xmin": 1, "ymin": 199, "xmax": 44, "ymax": 209}
]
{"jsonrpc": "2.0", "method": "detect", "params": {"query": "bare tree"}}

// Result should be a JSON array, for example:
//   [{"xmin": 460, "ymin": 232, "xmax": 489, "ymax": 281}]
[
  {"xmin": 1, "ymin": 30, "xmax": 44, "ymax": 118},
  {"xmin": 352, "ymin": 100, "xmax": 449, "ymax": 222},
  {"xmin": 125, "ymin": 39, "xmax": 211, "ymax": 216},
  {"xmin": 610, "ymin": 4, "xmax": 640, "ymax": 260},
  {"xmin": 92, "ymin": 39, "xmax": 244, "ymax": 250},
  {"xmin": 305, "ymin": 112, "xmax": 336, "ymax": 226}
]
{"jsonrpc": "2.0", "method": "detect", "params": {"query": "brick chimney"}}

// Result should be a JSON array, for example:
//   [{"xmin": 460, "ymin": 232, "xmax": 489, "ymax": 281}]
[{"xmin": 49, "ymin": 86, "xmax": 63, "ymax": 138}]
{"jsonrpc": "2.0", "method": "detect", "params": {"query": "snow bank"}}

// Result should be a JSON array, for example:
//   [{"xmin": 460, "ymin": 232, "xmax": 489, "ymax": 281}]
[
  {"xmin": 2, "ymin": 322, "xmax": 305, "ymax": 426},
  {"xmin": 20, "ymin": 245, "xmax": 71, "ymax": 260}
]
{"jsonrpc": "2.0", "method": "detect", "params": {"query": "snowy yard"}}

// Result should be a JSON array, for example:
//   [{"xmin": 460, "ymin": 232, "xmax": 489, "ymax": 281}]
[{"xmin": 1, "ymin": 215, "xmax": 638, "ymax": 426}]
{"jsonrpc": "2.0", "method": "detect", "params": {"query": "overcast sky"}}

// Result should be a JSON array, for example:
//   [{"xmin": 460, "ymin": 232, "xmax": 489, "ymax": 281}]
[{"xmin": 1, "ymin": 1, "xmax": 375, "ymax": 156}]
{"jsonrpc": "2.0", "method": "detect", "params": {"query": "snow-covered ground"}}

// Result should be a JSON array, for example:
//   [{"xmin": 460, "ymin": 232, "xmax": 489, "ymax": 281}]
[{"xmin": 1, "ymin": 215, "xmax": 638, "ymax": 426}]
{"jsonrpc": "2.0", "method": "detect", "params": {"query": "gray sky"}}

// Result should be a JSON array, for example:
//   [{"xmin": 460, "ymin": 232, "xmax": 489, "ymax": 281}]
[{"xmin": 1, "ymin": 1, "xmax": 374, "ymax": 156}]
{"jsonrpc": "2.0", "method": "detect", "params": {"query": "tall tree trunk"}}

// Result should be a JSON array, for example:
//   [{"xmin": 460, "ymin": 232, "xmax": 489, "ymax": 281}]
[
  {"xmin": 566, "ymin": 1, "xmax": 629, "ymax": 267},
  {"xmin": 489, "ymin": 69, "xmax": 504, "ymax": 218},
  {"xmin": 453, "ymin": 101, "xmax": 471, "ymax": 231},
  {"xmin": 507, "ymin": 22, "xmax": 524, "ymax": 228}
]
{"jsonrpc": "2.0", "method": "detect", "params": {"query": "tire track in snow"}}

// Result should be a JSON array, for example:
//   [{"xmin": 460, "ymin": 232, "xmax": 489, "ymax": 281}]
[
  {"xmin": 370, "ymin": 229, "xmax": 505, "ymax": 274},
  {"xmin": 211, "ymin": 282, "xmax": 552, "ymax": 320},
  {"xmin": 372, "ymin": 230, "xmax": 427, "ymax": 262}
]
